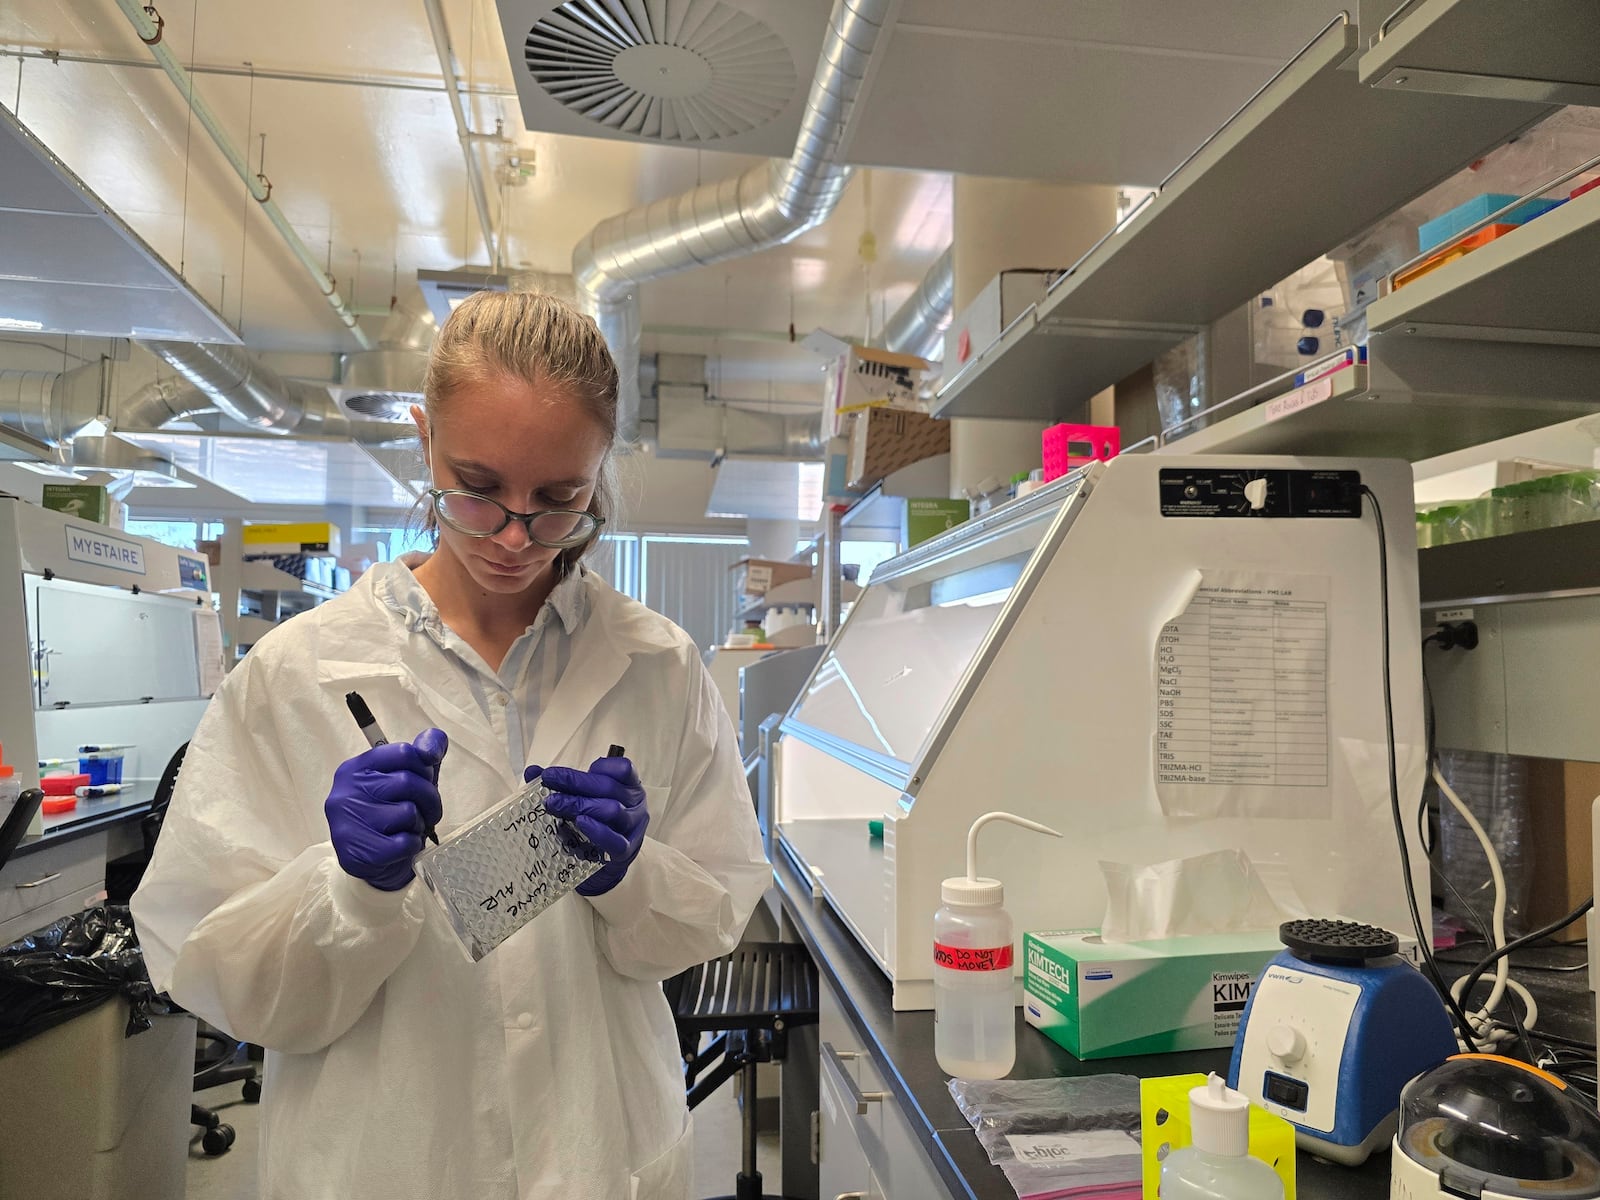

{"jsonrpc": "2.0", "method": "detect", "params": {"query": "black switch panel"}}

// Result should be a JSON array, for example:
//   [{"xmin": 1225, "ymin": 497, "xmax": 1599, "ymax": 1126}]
[
  {"xmin": 1263, "ymin": 1071, "xmax": 1310, "ymax": 1112},
  {"xmin": 1159, "ymin": 468, "xmax": 1363, "ymax": 518}
]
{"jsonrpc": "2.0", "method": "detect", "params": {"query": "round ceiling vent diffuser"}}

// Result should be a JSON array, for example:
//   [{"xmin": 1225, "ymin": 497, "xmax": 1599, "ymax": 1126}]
[{"xmin": 524, "ymin": 0, "xmax": 798, "ymax": 145}]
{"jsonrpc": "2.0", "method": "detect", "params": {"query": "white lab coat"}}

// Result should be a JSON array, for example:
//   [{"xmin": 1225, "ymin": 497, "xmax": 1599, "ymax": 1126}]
[{"xmin": 130, "ymin": 563, "xmax": 769, "ymax": 1200}]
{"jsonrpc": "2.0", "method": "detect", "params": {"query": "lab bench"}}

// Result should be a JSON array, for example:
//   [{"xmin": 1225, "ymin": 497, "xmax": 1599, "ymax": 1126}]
[
  {"xmin": 771, "ymin": 840, "xmax": 1392, "ymax": 1200},
  {"xmin": 2, "ymin": 783, "xmax": 155, "ymax": 946}
]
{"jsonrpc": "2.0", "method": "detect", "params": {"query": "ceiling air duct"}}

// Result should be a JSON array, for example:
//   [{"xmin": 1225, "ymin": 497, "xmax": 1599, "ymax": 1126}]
[
  {"xmin": 880, "ymin": 247, "xmax": 954, "ymax": 361},
  {"xmin": 138, "ymin": 341, "xmax": 416, "ymax": 444},
  {"xmin": 0, "ymin": 363, "xmax": 107, "ymax": 448},
  {"xmin": 570, "ymin": 0, "xmax": 895, "ymax": 445}
]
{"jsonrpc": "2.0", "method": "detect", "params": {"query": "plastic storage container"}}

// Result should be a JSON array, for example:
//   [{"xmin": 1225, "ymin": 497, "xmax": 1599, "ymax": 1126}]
[
  {"xmin": 934, "ymin": 812, "xmax": 1062, "ymax": 1079},
  {"xmin": 1041, "ymin": 423, "xmax": 1120, "ymax": 483},
  {"xmin": 1394, "ymin": 224, "xmax": 1521, "ymax": 291},
  {"xmin": 1488, "ymin": 471, "xmax": 1600, "ymax": 538},
  {"xmin": 1160, "ymin": 1074, "xmax": 1285, "ymax": 1200},
  {"xmin": 40, "ymin": 773, "xmax": 89, "ymax": 796},
  {"xmin": 1417, "ymin": 193, "xmax": 1565, "ymax": 253},
  {"xmin": 77, "ymin": 747, "xmax": 127, "ymax": 787}
]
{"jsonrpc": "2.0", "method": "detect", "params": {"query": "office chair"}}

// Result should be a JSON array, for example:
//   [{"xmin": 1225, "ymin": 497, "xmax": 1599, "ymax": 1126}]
[
  {"xmin": 663, "ymin": 942, "xmax": 819, "ymax": 1200},
  {"xmin": 112, "ymin": 742, "xmax": 261, "ymax": 1157}
]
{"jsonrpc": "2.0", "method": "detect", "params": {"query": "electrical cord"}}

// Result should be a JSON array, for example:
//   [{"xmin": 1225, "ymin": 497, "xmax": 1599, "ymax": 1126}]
[
  {"xmin": 1420, "ymin": 615, "xmax": 1544, "ymax": 1055},
  {"xmin": 1460, "ymin": 895, "xmax": 1595, "ymax": 1009},
  {"xmin": 1432, "ymin": 761, "xmax": 1540, "ymax": 1050},
  {"xmin": 1415, "ymin": 774, "xmax": 1539, "ymax": 1061},
  {"xmin": 1362, "ymin": 484, "xmax": 1481, "ymax": 1049}
]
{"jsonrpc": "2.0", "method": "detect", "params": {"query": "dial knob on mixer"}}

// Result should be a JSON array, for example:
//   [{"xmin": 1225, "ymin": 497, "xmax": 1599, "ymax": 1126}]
[{"xmin": 1267, "ymin": 1024, "xmax": 1306, "ymax": 1064}]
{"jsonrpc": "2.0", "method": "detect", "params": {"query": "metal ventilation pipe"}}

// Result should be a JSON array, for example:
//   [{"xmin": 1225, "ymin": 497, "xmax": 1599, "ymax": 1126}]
[
  {"xmin": 117, "ymin": 375, "xmax": 214, "ymax": 430},
  {"xmin": 880, "ymin": 247, "xmax": 954, "ymax": 360},
  {"xmin": 574, "ymin": 0, "xmax": 894, "ymax": 443},
  {"xmin": 0, "ymin": 364, "xmax": 105, "ymax": 446},
  {"xmin": 140, "ymin": 342, "xmax": 416, "ymax": 444}
]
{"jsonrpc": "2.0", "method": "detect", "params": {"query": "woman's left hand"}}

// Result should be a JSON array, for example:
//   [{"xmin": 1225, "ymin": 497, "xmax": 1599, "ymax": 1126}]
[{"xmin": 529, "ymin": 758, "xmax": 649, "ymax": 896}]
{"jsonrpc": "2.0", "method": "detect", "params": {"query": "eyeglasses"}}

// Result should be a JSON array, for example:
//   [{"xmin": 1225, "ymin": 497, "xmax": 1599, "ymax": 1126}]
[{"xmin": 428, "ymin": 488, "xmax": 603, "ymax": 549}]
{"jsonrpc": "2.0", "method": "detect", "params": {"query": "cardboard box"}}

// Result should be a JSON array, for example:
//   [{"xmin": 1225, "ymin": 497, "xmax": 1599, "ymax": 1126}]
[
  {"xmin": 41, "ymin": 483, "xmax": 111, "ymax": 524},
  {"xmin": 824, "ymin": 344, "xmax": 930, "ymax": 437},
  {"xmin": 944, "ymin": 269, "xmax": 1054, "ymax": 381},
  {"xmin": 903, "ymin": 498, "xmax": 970, "ymax": 548},
  {"xmin": 242, "ymin": 521, "xmax": 342, "ymax": 555},
  {"xmin": 730, "ymin": 558, "xmax": 812, "ymax": 599},
  {"xmin": 847, "ymin": 408, "xmax": 951, "ymax": 492},
  {"xmin": 1525, "ymin": 759, "xmax": 1599, "ymax": 943},
  {"xmin": 1023, "ymin": 929, "xmax": 1281, "ymax": 1060}
]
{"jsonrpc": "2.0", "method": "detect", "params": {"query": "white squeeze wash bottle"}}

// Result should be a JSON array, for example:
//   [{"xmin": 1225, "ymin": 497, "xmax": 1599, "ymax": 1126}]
[
  {"xmin": 1160, "ymin": 1073, "xmax": 1284, "ymax": 1200},
  {"xmin": 934, "ymin": 811, "xmax": 1062, "ymax": 1079}
]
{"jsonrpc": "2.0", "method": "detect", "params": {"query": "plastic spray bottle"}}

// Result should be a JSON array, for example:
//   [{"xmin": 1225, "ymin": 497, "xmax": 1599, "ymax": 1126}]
[
  {"xmin": 1160, "ymin": 1073, "xmax": 1284, "ymax": 1200},
  {"xmin": 934, "ymin": 811, "xmax": 1062, "ymax": 1079}
]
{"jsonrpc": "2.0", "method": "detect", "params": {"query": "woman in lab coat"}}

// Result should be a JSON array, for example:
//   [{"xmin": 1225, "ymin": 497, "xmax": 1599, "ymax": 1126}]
[{"xmin": 131, "ymin": 290, "xmax": 770, "ymax": 1200}]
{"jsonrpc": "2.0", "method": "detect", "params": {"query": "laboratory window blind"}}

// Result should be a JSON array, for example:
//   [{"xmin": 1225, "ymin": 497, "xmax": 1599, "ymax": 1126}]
[{"xmin": 638, "ymin": 535, "xmax": 747, "ymax": 652}]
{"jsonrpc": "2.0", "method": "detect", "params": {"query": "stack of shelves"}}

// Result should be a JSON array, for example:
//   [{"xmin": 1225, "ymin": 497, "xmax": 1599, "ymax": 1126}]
[
  {"xmin": 933, "ymin": 7, "xmax": 1600, "ymax": 461},
  {"xmin": 736, "ymin": 575, "xmax": 862, "ymax": 626},
  {"xmin": 235, "ymin": 559, "xmax": 342, "ymax": 657}
]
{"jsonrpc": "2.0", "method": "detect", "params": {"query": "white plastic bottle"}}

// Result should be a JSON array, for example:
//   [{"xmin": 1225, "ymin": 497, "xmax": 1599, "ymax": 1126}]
[
  {"xmin": 1160, "ymin": 1074, "xmax": 1284, "ymax": 1200},
  {"xmin": 934, "ymin": 811, "xmax": 1062, "ymax": 1079}
]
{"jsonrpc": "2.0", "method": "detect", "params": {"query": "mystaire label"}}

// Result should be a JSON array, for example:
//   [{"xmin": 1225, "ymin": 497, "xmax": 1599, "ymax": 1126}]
[
  {"xmin": 65, "ymin": 525, "xmax": 146, "ymax": 574},
  {"xmin": 934, "ymin": 942, "xmax": 1014, "ymax": 972}
]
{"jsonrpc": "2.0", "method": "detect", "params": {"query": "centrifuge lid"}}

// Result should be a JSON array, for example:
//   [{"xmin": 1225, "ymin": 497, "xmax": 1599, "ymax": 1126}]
[{"xmin": 1397, "ymin": 1056, "xmax": 1600, "ymax": 1199}]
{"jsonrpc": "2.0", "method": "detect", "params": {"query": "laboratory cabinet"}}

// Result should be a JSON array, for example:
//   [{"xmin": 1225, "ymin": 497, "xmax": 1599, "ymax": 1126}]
[
  {"xmin": 0, "ymin": 830, "xmax": 108, "ymax": 946},
  {"xmin": 777, "ymin": 454, "xmax": 1429, "ymax": 1010},
  {"xmin": 818, "ymin": 967, "xmax": 947, "ymax": 1200}
]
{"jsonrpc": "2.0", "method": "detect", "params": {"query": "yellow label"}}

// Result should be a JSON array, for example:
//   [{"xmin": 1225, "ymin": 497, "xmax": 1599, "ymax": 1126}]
[{"xmin": 243, "ymin": 522, "xmax": 338, "ymax": 544}]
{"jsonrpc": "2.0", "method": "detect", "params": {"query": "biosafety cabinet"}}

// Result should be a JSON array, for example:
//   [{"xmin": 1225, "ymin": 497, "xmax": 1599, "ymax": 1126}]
[
  {"xmin": 775, "ymin": 454, "xmax": 1429, "ymax": 1010},
  {"xmin": 0, "ymin": 497, "xmax": 220, "ymax": 839}
]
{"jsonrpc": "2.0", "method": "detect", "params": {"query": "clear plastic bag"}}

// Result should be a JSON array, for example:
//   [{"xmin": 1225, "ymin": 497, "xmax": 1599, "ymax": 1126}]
[
  {"xmin": 413, "ymin": 778, "xmax": 604, "ymax": 962},
  {"xmin": 1431, "ymin": 750, "xmax": 1532, "ymax": 939},
  {"xmin": 949, "ymin": 1075, "xmax": 1144, "ymax": 1199},
  {"xmin": 1154, "ymin": 334, "xmax": 1208, "ymax": 436}
]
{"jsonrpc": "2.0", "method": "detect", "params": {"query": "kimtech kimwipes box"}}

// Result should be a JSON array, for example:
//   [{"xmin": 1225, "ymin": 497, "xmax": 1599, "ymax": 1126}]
[{"xmin": 1022, "ymin": 929, "xmax": 1281, "ymax": 1060}]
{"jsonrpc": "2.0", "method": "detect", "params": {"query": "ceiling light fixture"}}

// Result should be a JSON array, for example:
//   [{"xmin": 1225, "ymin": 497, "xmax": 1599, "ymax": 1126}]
[
  {"xmin": 417, "ymin": 268, "xmax": 509, "ymax": 325},
  {"xmin": 0, "ymin": 317, "xmax": 45, "ymax": 331}
]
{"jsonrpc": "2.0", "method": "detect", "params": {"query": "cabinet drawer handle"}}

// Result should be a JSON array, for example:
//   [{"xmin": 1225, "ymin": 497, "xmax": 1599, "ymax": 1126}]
[
  {"xmin": 822, "ymin": 1041, "xmax": 885, "ymax": 1115},
  {"xmin": 836, "ymin": 1194, "xmax": 867, "ymax": 1199},
  {"xmin": 16, "ymin": 872, "xmax": 62, "ymax": 890}
]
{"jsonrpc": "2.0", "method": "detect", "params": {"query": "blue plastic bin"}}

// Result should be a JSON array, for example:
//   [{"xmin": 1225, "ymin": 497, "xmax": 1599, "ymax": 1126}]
[
  {"xmin": 77, "ymin": 753, "xmax": 124, "ymax": 786},
  {"xmin": 1418, "ymin": 194, "xmax": 1565, "ymax": 252}
]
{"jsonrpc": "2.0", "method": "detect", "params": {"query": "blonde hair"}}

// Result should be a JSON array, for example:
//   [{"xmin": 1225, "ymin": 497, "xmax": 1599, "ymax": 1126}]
[{"xmin": 422, "ymin": 290, "xmax": 620, "ymax": 574}]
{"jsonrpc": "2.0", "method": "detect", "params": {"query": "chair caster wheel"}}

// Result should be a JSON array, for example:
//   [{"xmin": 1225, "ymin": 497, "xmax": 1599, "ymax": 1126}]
[
  {"xmin": 202, "ymin": 1124, "xmax": 236, "ymax": 1156},
  {"xmin": 243, "ymin": 1078, "xmax": 262, "ymax": 1103}
]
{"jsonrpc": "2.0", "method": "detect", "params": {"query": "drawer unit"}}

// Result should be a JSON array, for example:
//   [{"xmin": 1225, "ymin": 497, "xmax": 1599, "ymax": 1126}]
[
  {"xmin": 818, "ymin": 971, "xmax": 952, "ymax": 1199},
  {"xmin": 0, "ymin": 832, "xmax": 108, "ymax": 933},
  {"xmin": 0, "ymin": 882, "xmax": 103, "ymax": 948}
]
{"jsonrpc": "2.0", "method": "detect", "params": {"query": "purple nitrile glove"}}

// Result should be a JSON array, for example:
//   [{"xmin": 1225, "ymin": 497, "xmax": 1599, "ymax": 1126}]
[
  {"xmin": 526, "ymin": 756, "xmax": 648, "ymax": 897},
  {"xmin": 325, "ymin": 729, "xmax": 448, "ymax": 892}
]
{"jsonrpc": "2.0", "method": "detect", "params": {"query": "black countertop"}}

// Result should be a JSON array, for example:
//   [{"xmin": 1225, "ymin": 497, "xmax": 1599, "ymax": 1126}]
[
  {"xmin": 10, "ymin": 782, "xmax": 157, "ymax": 858},
  {"xmin": 771, "ymin": 838, "xmax": 1393, "ymax": 1200}
]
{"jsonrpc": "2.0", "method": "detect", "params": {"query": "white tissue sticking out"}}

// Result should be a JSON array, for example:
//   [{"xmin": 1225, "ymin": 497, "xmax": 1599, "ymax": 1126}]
[{"xmin": 1098, "ymin": 848, "xmax": 1299, "ymax": 943}]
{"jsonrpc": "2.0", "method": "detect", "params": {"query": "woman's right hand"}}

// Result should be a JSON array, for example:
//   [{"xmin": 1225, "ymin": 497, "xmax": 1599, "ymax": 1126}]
[{"xmin": 324, "ymin": 730, "xmax": 448, "ymax": 892}]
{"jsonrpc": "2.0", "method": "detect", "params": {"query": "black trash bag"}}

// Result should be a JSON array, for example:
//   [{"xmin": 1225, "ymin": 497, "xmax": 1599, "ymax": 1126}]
[{"xmin": 0, "ymin": 905, "xmax": 165, "ymax": 1052}]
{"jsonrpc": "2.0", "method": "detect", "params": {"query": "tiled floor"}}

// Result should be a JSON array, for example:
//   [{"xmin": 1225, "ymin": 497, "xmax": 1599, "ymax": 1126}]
[{"xmin": 185, "ymin": 1076, "xmax": 783, "ymax": 1199}]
